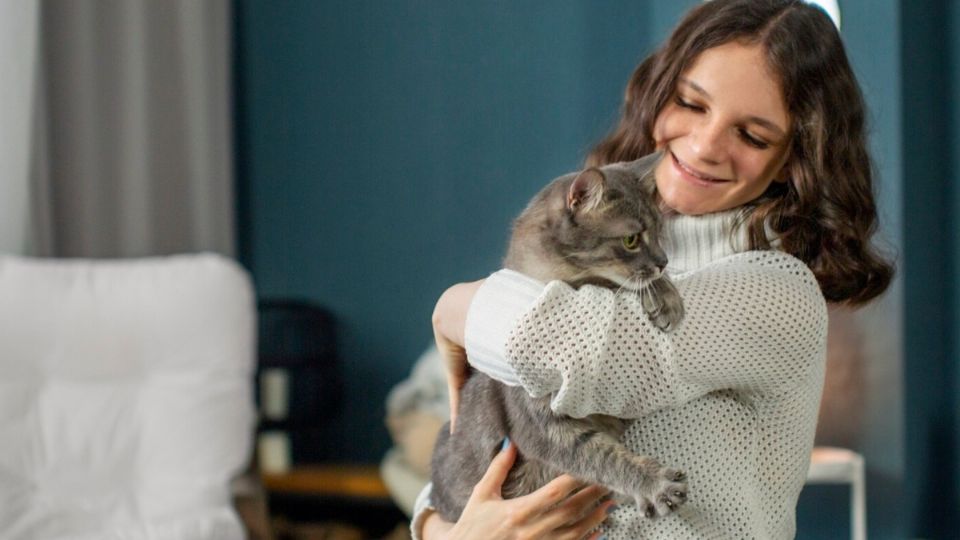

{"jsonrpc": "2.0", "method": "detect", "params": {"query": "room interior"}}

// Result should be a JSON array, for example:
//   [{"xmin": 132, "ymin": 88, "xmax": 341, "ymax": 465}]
[{"xmin": 1, "ymin": 0, "xmax": 957, "ymax": 539}]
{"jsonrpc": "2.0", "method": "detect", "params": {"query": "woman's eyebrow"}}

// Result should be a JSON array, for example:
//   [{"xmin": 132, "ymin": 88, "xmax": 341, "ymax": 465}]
[
  {"xmin": 679, "ymin": 77, "xmax": 712, "ymax": 99},
  {"xmin": 678, "ymin": 78, "xmax": 787, "ymax": 139}
]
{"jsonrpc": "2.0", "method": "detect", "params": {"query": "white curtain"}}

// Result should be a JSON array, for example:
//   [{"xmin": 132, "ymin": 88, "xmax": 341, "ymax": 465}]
[
  {"xmin": 0, "ymin": 0, "xmax": 39, "ymax": 255},
  {"xmin": 31, "ymin": 0, "xmax": 234, "ymax": 258}
]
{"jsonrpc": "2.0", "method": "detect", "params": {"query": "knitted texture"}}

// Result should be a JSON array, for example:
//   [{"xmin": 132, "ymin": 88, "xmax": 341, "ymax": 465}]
[
  {"xmin": 504, "ymin": 250, "xmax": 827, "ymax": 539},
  {"xmin": 411, "ymin": 211, "xmax": 828, "ymax": 540}
]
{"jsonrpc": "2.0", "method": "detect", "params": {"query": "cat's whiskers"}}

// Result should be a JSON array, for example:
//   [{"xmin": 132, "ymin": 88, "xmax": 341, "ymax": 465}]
[{"xmin": 614, "ymin": 277, "xmax": 633, "ymax": 296}]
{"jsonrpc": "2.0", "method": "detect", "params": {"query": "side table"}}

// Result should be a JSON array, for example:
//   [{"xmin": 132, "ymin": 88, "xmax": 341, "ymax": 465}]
[
  {"xmin": 806, "ymin": 446, "xmax": 865, "ymax": 540},
  {"xmin": 261, "ymin": 464, "xmax": 407, "ymax": 538}
]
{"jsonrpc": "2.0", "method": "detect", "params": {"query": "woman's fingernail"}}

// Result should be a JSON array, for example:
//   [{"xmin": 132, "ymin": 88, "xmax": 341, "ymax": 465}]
[
  {"xmin": 501, "ymin": 437, "xmax": 511, "ymax": 451},
  {"xmin": 606, "ymin": 504, "xmax": 619, "ymax": 515}
]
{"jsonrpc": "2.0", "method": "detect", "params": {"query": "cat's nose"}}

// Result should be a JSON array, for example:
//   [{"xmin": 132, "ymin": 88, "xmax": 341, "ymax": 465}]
[{"xmin": 653, "ymin": 254, "xmax": 668, "ymax": 273}]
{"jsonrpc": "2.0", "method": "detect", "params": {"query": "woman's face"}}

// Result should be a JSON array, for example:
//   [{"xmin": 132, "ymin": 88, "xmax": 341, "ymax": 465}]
[{"xmin": 652, "ymin": 41, "xmax": 792, "ymax": 215}]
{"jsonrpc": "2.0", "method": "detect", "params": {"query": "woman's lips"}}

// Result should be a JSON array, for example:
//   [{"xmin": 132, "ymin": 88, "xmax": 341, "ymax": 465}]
[{"xmin": 670, "ymin": 151, "xmax": 730, "ymax": 186}]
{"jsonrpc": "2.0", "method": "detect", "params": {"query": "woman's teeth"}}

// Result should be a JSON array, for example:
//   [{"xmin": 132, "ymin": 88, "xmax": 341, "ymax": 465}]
[{"xmin": 675, "ymin": 153, "xmax": 723, "ymax": 182}]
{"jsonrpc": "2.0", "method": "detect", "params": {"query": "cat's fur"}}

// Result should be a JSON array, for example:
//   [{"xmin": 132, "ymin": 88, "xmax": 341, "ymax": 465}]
[{"xmin": 430, "ymin": 152, "xmax": 688, "ymax": 522}]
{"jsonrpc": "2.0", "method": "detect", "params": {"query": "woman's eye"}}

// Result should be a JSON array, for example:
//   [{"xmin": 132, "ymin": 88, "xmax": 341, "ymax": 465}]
[
  {"xmin": 622, "ymin": 234, "xmax": 641, "ymax": 251},
  {"xmin": 740, "ymin": 129, "xmax": 770, "ymax": 150},
  {"xmin": 674, "ymin": 96, "xmax": 704, "ymax": 112}
]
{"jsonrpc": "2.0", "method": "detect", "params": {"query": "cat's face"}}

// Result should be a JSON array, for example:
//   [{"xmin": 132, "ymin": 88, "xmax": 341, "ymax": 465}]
[{"xmin": 558, "ymin": 155, "xmax": 668, "ymax": 290}]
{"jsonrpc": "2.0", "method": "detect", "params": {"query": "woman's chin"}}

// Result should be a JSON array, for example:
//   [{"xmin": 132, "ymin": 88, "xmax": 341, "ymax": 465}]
[
  {"xmin": 660, "ymin": 196, "xmax": 713, "ymax": 216},
  {"xmin": 656, "ymin": 178, "xmax": 717, "ymax": 215}
]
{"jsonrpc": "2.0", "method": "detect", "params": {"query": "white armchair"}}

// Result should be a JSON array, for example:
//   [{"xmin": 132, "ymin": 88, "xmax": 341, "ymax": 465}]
[{"xmin": 0, "ymin": 253, "xmax": 257, "ymax": 539}]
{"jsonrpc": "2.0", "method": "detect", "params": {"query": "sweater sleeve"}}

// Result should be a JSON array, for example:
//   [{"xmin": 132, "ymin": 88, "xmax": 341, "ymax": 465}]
[
  {"xmin": 409, "ymin": 482, "xmax": 435, "ymax": 540},
  {"xmin": 464, "ymin": 269, "xmax": 545, "ymax": 386},
  {"xmin": 475, "ymin": 251, "xmax": 828, "ymax": 419}
]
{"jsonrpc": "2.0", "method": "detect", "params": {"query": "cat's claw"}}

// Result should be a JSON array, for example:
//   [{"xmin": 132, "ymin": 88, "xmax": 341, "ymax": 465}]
[
  {"xmin": 641, "ymin": 277, "xmax": 685, "ymax": 332},
  {"xmin": 651, "ymin": 308, "xmax": 682, "ymax": 332},
  {"xmin": 644, "ymin": 502, "xmax": 656, "ymax": 518},
  {"xmin": 637, "ymin": 466, "xmax": 689, "ymax": 518}
]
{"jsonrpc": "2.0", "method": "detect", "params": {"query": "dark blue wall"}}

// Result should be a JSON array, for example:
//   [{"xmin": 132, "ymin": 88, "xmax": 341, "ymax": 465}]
[
  {"xmin": 841, "ymin": 3, "xmax": 906, "ymax": 539},
  {"xmin": 901, "ymin": 1, "xmax": 959, "ymax": 537},
  {"xmin": 953, "ymin": 2, "xmax": 960, "ymax": 535},
  {"xmin": 234, "ymin": 0, "xmax": 657, "ymax": 463}
]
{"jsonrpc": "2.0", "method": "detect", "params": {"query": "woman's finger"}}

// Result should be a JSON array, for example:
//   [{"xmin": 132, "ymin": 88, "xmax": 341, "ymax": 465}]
[
  {"xmin": 518, "ymin": 473, "xmax": 586, "ymax": 510},
  {"xmin": 473, "ymin": 439, "xmax": 517, "ymax": 498},
  {"xmin": 446, "ymin": 375, "xmax": 461, "ymax": 433},
  {"xmin": 552, "ymin": 485, "xmax": 611, "ymax": 525},
  {"xmin": 528, "ymin": 485, "xmax": 610, "ymax": 537},
  {"xmin": 553, "ymin": 499, "xmax": 615, "ymax": 540}
]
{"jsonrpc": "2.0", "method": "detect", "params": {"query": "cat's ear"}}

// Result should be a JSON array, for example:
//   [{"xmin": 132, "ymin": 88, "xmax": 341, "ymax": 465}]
[
  {"xmin": 567, "ymin": 169, "xmax": 605, "ymax": 212},
  {"xmin": 627, "ymin": 150, "xmax": 664, "ymax": 175},
  {"xmin": 627, "ymin": 151, "xmax": 662, "ymax": 196},
  {"xmin": 640, "ymin": 169, "xmax": 658, "ymax": 197}
]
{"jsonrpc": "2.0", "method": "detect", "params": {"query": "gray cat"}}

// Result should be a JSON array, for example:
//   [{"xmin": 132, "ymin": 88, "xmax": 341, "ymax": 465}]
[{"xmin": 430, "ymin": 151, "xmax": 688, "ymax": 522}]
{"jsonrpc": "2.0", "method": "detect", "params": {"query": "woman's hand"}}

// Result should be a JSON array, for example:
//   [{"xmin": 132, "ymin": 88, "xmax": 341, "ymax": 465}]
[
  {"xmin": 422, "ymin": 440, "xmax": 614, "ymax": 540},
  {"xmin": 432, "ymin": 280, "xmax": 485, "ymax": 432}
]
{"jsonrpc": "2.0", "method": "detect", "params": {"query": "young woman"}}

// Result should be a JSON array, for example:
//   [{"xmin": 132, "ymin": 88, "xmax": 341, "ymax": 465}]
[{"xmin": 419, "ymin": 0, "xmax": 894, "ymax": 538}]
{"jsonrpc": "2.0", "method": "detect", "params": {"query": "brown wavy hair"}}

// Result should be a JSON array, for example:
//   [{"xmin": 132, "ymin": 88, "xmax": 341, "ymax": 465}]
[{"xmin": 586, "ymin": 0, "xmax": 894, "ymax": 305}]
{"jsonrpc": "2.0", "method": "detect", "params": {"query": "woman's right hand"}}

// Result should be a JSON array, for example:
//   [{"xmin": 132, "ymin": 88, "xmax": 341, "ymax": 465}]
[{"xmin": 422, "ymin": 440, "xmax": 614, "ymax": 540}]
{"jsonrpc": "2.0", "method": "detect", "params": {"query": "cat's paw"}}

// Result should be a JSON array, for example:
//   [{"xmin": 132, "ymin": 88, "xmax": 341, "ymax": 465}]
[
  {"xmin": 648, "ymin": 297, "xmax": 684, "ymax": 332},
  {"xmin": 641, "ymin": 277, "xmax": 685, "ymax": 332},
  {"xmin": 636, "ymin": 468, "xmax": 688, "ymax": 519}
]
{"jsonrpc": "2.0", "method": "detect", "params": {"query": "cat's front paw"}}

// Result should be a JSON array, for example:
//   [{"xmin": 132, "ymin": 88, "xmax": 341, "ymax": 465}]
[
  {"xmin": 637, "ymin": 468, "xmax": 688, "ymax": 519},
  {"xmin": 641, "ymin": 277, "xmax": 685, "ymax": 332}
]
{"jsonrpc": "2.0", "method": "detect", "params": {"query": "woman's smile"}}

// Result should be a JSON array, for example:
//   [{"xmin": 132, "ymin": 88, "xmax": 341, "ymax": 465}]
[{"xmin": 669, "ymin": 150, "xmax": 731, "ymax": 187}]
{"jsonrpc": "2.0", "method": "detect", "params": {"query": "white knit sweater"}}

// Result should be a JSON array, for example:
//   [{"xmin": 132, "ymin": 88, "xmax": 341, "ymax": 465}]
[{"xmin": 413, "ymin": 210, "xmax": 828, "ymax": 540}]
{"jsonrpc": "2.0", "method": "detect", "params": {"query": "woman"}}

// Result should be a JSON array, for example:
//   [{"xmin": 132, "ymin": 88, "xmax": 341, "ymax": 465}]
[{"xmin": 419, "ymin": 0, "xmax": 894, "ymax": 538}]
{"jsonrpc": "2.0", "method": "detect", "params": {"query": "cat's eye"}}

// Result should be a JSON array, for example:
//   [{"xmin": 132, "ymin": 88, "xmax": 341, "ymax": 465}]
[{"xmin": 622, "ymin": 234, "xmax": 641, "ymax": 251}]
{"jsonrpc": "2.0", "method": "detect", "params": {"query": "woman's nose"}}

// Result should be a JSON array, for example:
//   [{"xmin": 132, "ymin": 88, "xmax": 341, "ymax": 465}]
[{"xmin": 689, "ymin": 120, "xmax": 727, "ymax": 164}]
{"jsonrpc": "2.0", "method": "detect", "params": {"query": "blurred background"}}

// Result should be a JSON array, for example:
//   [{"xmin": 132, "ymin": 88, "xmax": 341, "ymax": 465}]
[{"xmin": 0, "ymin": 0, "xmax": 956, "ymax": 538}]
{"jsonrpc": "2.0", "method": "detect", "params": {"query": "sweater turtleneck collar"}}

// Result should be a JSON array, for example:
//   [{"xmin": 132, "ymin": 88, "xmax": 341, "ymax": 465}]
[{"xmin": 660, "ymin": 209, "xmax": 755, "ymax": 274}]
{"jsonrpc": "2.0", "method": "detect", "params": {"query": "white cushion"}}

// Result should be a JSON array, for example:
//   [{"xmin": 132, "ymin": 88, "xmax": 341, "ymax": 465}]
[{"xmin": 0, "ymin": 253, "xmax": 256, "ymax": 539}]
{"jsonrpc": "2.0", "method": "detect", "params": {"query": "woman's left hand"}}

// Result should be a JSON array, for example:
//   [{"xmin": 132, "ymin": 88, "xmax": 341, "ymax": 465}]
[{"xmin": 432, "ymin": 279, "xmax": 485, "ymax": 432}]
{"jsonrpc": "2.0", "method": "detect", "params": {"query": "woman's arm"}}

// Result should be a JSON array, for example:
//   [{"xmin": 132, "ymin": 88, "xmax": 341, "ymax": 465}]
[
  {"xmin": 432, "ymin": 271, "xmax": 546, "ymax": 428},
  {"xmin": 469, "ymin": 251, "xmax": 828, "ymax": 419},
  {"xmin": 432, "ymin": 279, "xmax": 486, "ymax": 431}
]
